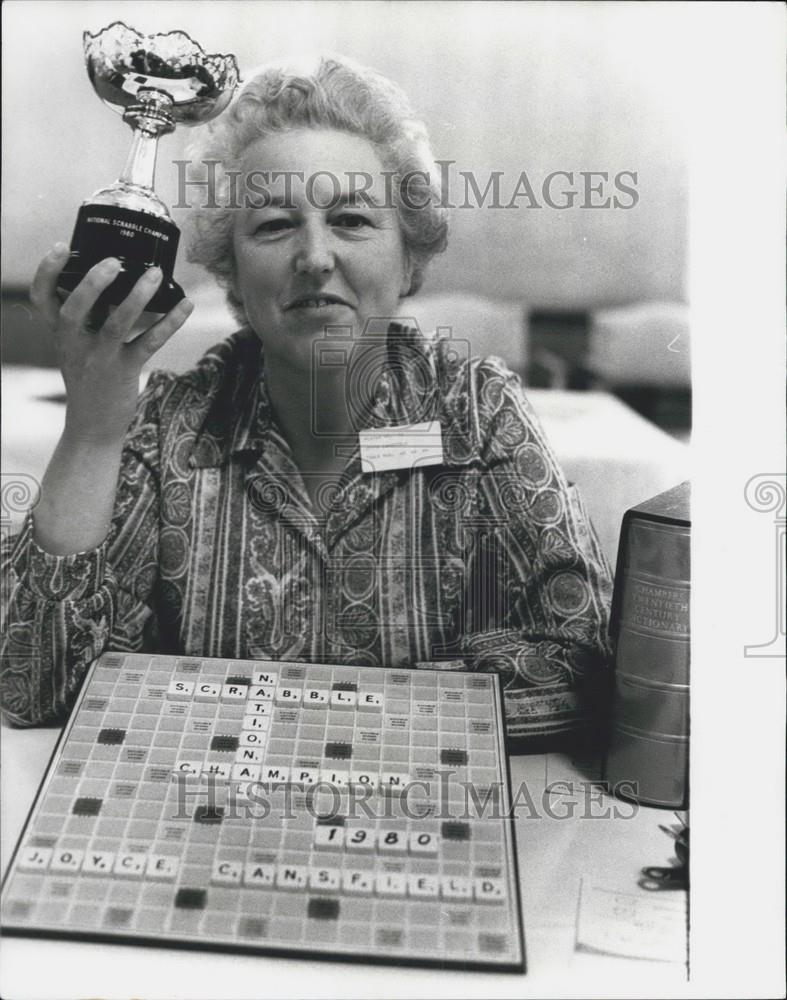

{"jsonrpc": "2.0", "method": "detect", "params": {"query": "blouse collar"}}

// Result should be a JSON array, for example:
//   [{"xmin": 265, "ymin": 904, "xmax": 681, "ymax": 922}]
[{"xmin": 190, "ymin": 321, "xmax": 440, "ymax": 469}]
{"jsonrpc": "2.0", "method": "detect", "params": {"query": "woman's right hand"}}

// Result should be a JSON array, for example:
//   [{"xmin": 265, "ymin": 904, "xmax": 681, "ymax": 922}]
[{"xmin": 30, "ymin": 244, "xmax": 194, "ymax": 446}]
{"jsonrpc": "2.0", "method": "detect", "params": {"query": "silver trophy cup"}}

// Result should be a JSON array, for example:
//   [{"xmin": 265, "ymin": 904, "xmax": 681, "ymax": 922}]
[{"xmin": 57, "ymin": 22, "xmax": 239, "ymax": 313}]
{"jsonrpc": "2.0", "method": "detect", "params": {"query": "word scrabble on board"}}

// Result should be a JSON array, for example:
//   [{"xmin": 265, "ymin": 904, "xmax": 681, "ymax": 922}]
[{"xmin": 1, "ymin": 653, "xmax": 525, "ymax": 972}]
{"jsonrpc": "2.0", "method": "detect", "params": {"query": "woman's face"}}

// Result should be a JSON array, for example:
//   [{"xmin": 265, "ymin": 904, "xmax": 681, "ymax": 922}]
[{"xmin": 232, "ymin": 128, "xmax": 412, "ymax": 370}]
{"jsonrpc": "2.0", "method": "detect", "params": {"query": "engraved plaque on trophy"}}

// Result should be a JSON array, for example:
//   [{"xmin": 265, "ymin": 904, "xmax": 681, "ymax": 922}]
[{"xmin": 57, "ymin": 22, "xmax": 239, "ymax": 313}]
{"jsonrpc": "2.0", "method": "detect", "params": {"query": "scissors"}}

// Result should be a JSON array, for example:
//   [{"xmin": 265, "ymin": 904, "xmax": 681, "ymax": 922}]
[{"xmin": 638, "ymin": 820, "xmax": 689, "ymax": 891}]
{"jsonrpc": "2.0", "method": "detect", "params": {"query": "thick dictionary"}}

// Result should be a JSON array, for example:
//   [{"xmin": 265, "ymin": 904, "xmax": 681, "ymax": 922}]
[{"xmin": 604, "ymin": 481, "xmax": 689, "ymax": 808}]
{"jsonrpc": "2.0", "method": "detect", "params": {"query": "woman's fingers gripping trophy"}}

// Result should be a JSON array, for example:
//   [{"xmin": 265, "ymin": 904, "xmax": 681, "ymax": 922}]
[{"xmin": 30, "ymin": 245, "xmax": 194, "ymax": 444}]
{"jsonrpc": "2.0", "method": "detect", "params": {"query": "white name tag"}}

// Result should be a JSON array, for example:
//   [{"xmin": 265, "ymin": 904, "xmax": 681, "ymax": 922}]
[{"xmin": 359, "ymin": 421, "xmax": 444, "ymax": 473}]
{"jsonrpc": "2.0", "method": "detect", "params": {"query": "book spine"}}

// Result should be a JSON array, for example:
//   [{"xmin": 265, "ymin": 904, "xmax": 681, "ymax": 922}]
[{"xmin": 604, "ymin": 517, "xmax": 690, "ymax": 808}]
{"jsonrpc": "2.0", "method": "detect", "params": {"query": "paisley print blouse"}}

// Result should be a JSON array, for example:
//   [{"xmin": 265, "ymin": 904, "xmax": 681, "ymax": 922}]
[{"xmin": 1, "ymin": 324, "xmax": 613, "ymax": 745}]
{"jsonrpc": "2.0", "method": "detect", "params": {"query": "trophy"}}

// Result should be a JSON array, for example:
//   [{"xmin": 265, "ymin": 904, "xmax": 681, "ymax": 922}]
[{"xmin": 57, "ymin": 22, "xmax": 239, "ymax": 313}]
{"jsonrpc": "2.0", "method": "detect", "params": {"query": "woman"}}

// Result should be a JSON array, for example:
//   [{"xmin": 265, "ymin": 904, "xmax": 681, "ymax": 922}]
[{"xmin": 1, "ymin": 56, "xmax": 612, "ymax": 746}]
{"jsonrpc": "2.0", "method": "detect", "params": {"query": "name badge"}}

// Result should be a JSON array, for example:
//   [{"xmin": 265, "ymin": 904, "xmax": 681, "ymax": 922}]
[{"xmin": 358, "ymin": 421, "xmax": 444, "ymax": 473}]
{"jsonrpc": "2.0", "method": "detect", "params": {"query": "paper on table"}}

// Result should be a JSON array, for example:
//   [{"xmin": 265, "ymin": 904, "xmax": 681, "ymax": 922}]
[{"xmin": 575, "ymin": 878, "xmax": 687, "ymax": 964}]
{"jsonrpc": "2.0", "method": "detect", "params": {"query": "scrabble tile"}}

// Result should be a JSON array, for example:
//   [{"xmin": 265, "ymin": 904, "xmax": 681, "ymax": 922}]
[
  {"xmin": 50, "ymin": 848, "xmax": 83, "ymax": 873},
  {"xmin": 18, "ymin": 847, "xmax": 52, "ymax": 871},
  {"xmin": 82, "ymin": 851, "xmax": 115, "ymax": 875},
  {"xmin": 113, "ymin": 853, "xmax": 146, "ymax": 878},
  {"xmin": 342, "ymin": 870, "xmax": 374, "ymax": 895},
  {"xmin": 345, "ymin": 827, "xmax": 375, "ymax": 852},
  {"xmin": 375, "ymin": 872, "xmax": 407, "ymax": 897},
  {"xmin": 166, "ymin": 680, "xmax": 194, "ymax": 701},
  {"xmin": 349, "ymin": 770, "xmax": 377, "ymax": 790},
  {"xmin": 276, "ymin": 688, "xmax": 302, "ymax": 706},
  {"xmin": 244, "ymin": 862, "xmax": 275, "ymax": 887},
  {"xmin": 211, "ymin": 860, "xmax": 242, "ymax": 885},
  {"xmin": 291, "ymin": 767, "xmax": 320, "ymax": 786},
  {"xmin": 231, "ymin": 764, "xmax": 261, "ymax": 782},
  {"xmin": 313, "ymin": 825, "xmax": 344, "ymax": 850},
  {"xmin": 377, "ymin": 829, "xmax": 408, "ymax": 854},
  {"xmin": 201, "ymin": 763, "xmax": 231, "ymax": 782},
  {"xmin": 245, "ymin": 701, "xmax": 272, "ymax": 716},
  {"xmin": 309, "ymin": 867, "xmax": 341, "ymax": 893},
  {"xmin": 357, "ymin": 692, "xmax": 383, "ymax": 711},
  {"xmin": 252, "ymin": 671, "xmax": 278, "ymax": 686},
  {"xmin": 172, "ymin": 760, "xmax": 202, "ymax": 780},
  {"xmin": 319, "ymin": 769, "xmax": 349, "ymax": 787},
  {"xmin": 242, "ymin": 715, "xmax": 271, "ymax": 731},
  {"xmin": 474, "ymin": 878, "xmax": 506, "ymax": 903},
  {"xmin": 146, "ymin": 856, "xmax": 179, "ymax": 880},
  {"xmin": 442, "ymin": 876, "xmax": 473, "ymax": 899},
  {"xmin": 408, "ymin": 874, "xmax": 439, "ymax": 898},
  {"xmin": 303, "ymin": 688, "xmax": 329, "ymax": 707},
  {"xmin": 221, "ymin": 684, "xmax": 247, "ymax": 703},
  {"xmin": 330, "ymin": 691, "xmax": 357, "ymax": 710},
  {"xmin": 409, "ymin": 831, "xmax": 440, "ymax": 855},
  {"xmin": 248, "ymin": 685, "xmax": 274, "ymax": 702},
  {"xmin": 277, "ymin": 865, "xmax": 308, "ymax": 890},
  {"xmin": 261, "ymin": 765, "xmax": 290, "ymax": 783},
  {"xmin": 194, "ymin": 683, "xmax": 221, "ymax": 702},
  {"xmin": 239, "ymin": 731, "xmax": 266, "ymax": 747}
]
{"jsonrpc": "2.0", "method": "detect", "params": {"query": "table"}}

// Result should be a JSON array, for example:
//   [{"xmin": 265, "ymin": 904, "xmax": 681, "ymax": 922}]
[
  {"xmin": 1, "ymin": 367, "xmax": 689, "ymax": 565},
  {"xmin": 0, "ymin": 718, "xmax": 688, "ymax": 999}
]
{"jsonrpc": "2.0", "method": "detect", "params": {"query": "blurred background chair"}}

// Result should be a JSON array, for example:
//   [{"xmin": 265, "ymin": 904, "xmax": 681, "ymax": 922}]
[
  {"xmin": 397, "ymin": 292, "xmax": 528, "ymax": 378},
  {"xmin": 587, "ymin": 301, "xmax": 691, "ymax": 436},
  {"xmin": 588, "ymin": 301, "xmax": 690, "ymax": 389},
  {"xmin": 529, "ymin": 301, "xmax": 691, "ymax": 439}
]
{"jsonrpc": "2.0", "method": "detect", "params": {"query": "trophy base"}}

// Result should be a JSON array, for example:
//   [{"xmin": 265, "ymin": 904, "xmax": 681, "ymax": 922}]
[{"xmin": 57, "ymin": 204, "xmax": 185, "ymax": 314}]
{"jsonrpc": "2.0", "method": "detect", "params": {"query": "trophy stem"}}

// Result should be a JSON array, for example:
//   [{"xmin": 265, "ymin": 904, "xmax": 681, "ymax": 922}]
[{"xmin": 119, "ymin": 129, "xmax": 159, "ymax": 193}]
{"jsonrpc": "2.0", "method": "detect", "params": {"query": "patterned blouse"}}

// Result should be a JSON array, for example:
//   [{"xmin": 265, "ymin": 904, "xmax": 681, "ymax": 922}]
[{"xmin": 1, "ymin": 324, "xmax": 613, "ymax": 745}]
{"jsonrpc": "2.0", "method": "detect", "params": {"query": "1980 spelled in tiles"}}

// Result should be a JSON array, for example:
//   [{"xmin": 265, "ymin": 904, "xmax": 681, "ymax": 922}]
[{"xmin": 1, "ymin": 653, "xmax": 525, "ymax": 971}]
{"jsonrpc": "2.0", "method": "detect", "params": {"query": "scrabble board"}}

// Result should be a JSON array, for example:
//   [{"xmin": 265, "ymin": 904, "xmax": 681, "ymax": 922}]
[{"xmin": 1, "ymin": 653, "xmax": 525, "ymax": 972}]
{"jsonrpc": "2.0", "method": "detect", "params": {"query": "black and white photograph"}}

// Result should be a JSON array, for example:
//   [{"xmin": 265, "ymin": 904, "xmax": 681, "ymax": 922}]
[{"xmin": 1, "ymin": 2, "xmax": 783, "ymax": 997}]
